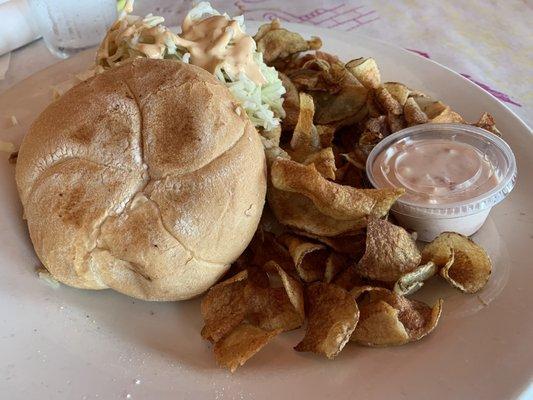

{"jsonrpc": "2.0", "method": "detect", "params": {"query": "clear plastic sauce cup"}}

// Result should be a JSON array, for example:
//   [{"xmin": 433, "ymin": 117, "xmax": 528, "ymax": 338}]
[{"xmin": 366, "ymin": 124, "xmax": 517, "ymax": 242}]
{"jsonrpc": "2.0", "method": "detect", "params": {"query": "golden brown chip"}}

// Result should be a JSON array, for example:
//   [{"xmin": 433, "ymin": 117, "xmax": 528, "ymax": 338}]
[
  {"xmin": 404, "ymin": 97, "xmax": 429, "ymax": 126},
  {"xmin": 473, "ymin": 112, "xmax": 501, "ymax": 136},
  {"xmin": 310, "ymin": 85, "xmax": 369, "ymax": 127},
  {"xmin": 279, "ymin": 72, "xmax": 300, "ymax": 132},
  {"xmin": 387, "ymin": 112, "xmax": 407, "ymax": 133},
  {"xmin": 351, "ymin": 287, "xmax": 443, "ymax": 346},
  {"xmin": 383, "ymin": 82, "xmax": 410, "ymax": 106},
  {"xmin": 431, "ymin": 107, "xmax": 465, "ymax": 124},
  {"xmin": 303, "ymin": 147, "xmax": 337, "ymax": 180},
  {"xmin": 393, "ymin": 261, "xmax": 438, "ymax": 296},
  {"xmin": 272, "ymin": 262, "xmax": 306, "ymax": 318},
  {"xmin": 214, "ymin": 323, "xmax": 281, "ymax": 372},
  {"xmin": 324, "ymin": 252, "xmax": 350, "ymax": 283},
  {"xmin": 254, "ymin": 20, "xmax": 321, "ymax": 64},
  {"xmin": 295, "ymin": 282, "xmax": 359, "ymax": 358},
  {"xmin": 341, "ymin": 151, "xmax": 366, "ymax": 170},
  {"xmin": 345, "ymin": 57, "xmax": 381, "ymax": 89},
  {"xmin": 271, "ymin": 159, "xmax": 404, "ymax": 221},
  {"xmin": 268, "ymin": 188, "xmax": 369, "ymax": 237},
  {"xmin": 357, "ymin": 219, "xmax": 421, "ymax": 282},
  {"xmin": 415, "ymin": 99, "xmax": 465, "ymax": 124},
  {"xmin": 316, "ymin": 125, "xmax": 336, "ymax": 148},
  {"xmin": 289, "ymin": 93, "xmax": 321, "ymax": 162},
  {"xmin": 333, "ymin": 264, "xmax": 365, "ymax": 291},
  {"xmin": 248, "ymin": 231, "xmax": 295, "ymax": 274},
  {"xmin": 422, "ymin": 232, "xmax": 492, "ymax": 293},
  {"xmin": 201, "ymin": 270, "xmax": 249, "ymax": 342},
  {"xmin": 295, "ymin": 230, "xmax": 366, "ymax": 257},
  {"xmin": 278, "ymin": 234, "xmax": 328, "ymax": 282},
  {"xmin": 375, "ymin": 85, "xmax": 403, "ymax": 115},
  {"xmin": 246, "ymin": 285, "xmax": 304, "ymax": 332}
]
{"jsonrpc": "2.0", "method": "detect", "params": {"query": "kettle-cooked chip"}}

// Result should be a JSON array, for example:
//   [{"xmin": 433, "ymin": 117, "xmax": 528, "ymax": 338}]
[
  {"xmin": 345, "ymin": 57, "xmax": 381, "ymax": 89},
  {"xmin": 310, "ymin": 85, "xmax": 369, "ymax": 127},
  {"xmin": 473, "ymin": 112, "xmax": 501, "ymax": 136},
  {"xmin": 404, "ymin": 97, "xmax": 429, "ymax": 126},
  {"xmin": 333, "ymin": 264, "xmax": 365, "ymax": 291},
  {"xmin": 393, "ymin": 261, "xmax": 438, "ymax": 296},
  {"xmin": 303, "ymin": 147, "xmax": 337, "ymax": 180},
  {"xmin": 387, "ymin": 112, "xmax": 407, "ymax": 133},
  {"xmin": 249, "ymin": 231, "xmax": 296, "ymax": 274},
  {"xmin": 351, "ymin": 286, "xmax": 443, "ymax": 346},
  {"xmin": 295, "ymin": 231, "xmax": 366, "ymax": 257},
  {"xmin": 295, "ymin": 282, "xmax": 359, "ymax": 359},
  {"xmin": 214, "ymin": 323, "xmax": 281, "ymax": 372},
  {"xmin": 268, "ymin": 188, "xmax": 369, "ymax": 237},
  {"xmin": 201, "ymin": 270, "xmax": 249, "ymax": 342},
  {"xmin": 357, "ymin": 219, "xmax": 421, "ymax": 282},
  {"xmin": 254, "ymin": 20, "xmax": 321, "ymax": 65},
  {"xmin": 278, "ymin": 234, "xmax": 328, "ymax": 282},
  {"xmin": 271, "ymin": 159, "xmax": 404, "ymax": 221},
  {"xmin": 422, "ymin": 232, "xmax": 492, "ymax": 293},
  {"xmin": 289, "ymin": 93, "xmax": 321, "ymax": 162},
  {"xmin": 383, "ymin": 82, "xmax": 410, "ymax": 106},
  {"xmin": 316, "ymin": 125, "xmax": 336, "ymax": 148},
  {"xmin": 324, "ymin": 252, "xmax": 350, "ymax": 283},
  {"xmin": 375, "ymin": 85, "xmax": 403, "ymax": 115}
]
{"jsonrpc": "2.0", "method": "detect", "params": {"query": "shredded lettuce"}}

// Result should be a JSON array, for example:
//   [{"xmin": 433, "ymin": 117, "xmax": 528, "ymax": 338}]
[{"xmin": 96, "ymin": 1, "xmax": 285, "ymax": 130}]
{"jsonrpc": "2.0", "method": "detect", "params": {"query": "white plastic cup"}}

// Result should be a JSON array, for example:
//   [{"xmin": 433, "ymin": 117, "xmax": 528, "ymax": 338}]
[{"xmin": 366, "ymin": 124, "xmax": 517, "ymax": 242}]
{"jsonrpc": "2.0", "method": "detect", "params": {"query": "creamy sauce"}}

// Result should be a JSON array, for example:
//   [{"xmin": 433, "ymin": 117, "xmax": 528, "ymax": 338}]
[
  {"xmin": 372, "ymin": 138, "xmax": 500, "ymax": 205},
  {"xmin": 174, "ymin": 14, "xmax": 266, "ymax": 85},
  {"xmin": 98, "ymin": 8, "xmax": 266, "ymax": 85}
]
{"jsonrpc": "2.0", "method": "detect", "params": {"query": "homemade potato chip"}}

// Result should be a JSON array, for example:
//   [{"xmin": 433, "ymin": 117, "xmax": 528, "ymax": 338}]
[
  {"xmin": 295, "ymin": 282, "xmax": 359, "ymax": 358},
  {"xmin": 356, "ymin": 219, "xmax": 421, "ymax": 282},
  {"xmin": 278, "ymin": 234, "xmax": 328, "ymax": 282},
  {"xmin": 316, "ymin": 125, "xmax": 336, "ymax": 148},
  {"xmin": 295, "ymin": 231, "xmax": 366, "ymax": 257},
  {"xmin": 268, "ymin": 188, "xmax": 369, "ymax": 237},
  {"xmin": 279, "ymin": 72, "xmax": 300, "ymax": 132},
  {"xmin": 351, "ymin": 286, "xmax": 443, "ymax": 346},
  {"xmin": 474, "ymin": 112, "xmax": 501, "ymax": 136},
  {"xmin": 270, "ymin": 159, "xmax": 404, "ymax": 221},
  {"xmin": 404, "ymin": 97, "xmax": 429, "ymax": 126},
  {"xmin": 393, "ymin": 261, "xmax": 438, "ymax": 296},
  {"xmin": 214, "ymin": 323, "xmax": 281, "ymax": 372},
  {"xmin": 387, "ymin": 112, "xmax": 407, "ymax": 133},
  {"xmin": 201, "ymin": 270, "xmax": 249, "ymax": 342},
  {"xmin": 324, "ymin": 252, "xmax": 350, "ymax": 283},
  {"xmin": 254, "ymin": 20, "xmax": 321, "ymax": 64},
  {"xmin": 248, "ymin": 231, "xmax": 296, "ymax": 274},
  {"xmin": 303, "ymin": 147, "xmax": 337, "ymax": 180},
  {"xmin": 345, "ymin": 57, "xmax": 381, "ymax": 89},
  {"xmin": 375, "ymin": 85, "xmax": 403, "ymax": 115},
  {"xmin": 289, "ymin": 93, "xmax": 321, "ymax": 161},
  {"xmin": 270, "ymin": 261, "xmax": 306, "ymax": 321},
  {"xmin": 246, "ymin": 284, "xmax": 304, "ymax": 332},
  {"xmin": 333, "ymin": 264, "xmax": 365, "ymax": 291},
  {"xmin": 422, "ymin": 232, "xmax": 492, "ymax": 293},
  {"xmin": 311, "ymin": 85, "xmax": 369, "ymax": 127},
  {"xmin": 383, "ymin": 82, "xmax": 410, "ymax": 106}
]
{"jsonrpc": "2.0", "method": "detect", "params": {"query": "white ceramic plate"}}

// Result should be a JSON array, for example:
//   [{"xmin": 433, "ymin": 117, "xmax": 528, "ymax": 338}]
[{"xmin": 1, "ymin": 22, "xmax": 532, "ymax": 400}]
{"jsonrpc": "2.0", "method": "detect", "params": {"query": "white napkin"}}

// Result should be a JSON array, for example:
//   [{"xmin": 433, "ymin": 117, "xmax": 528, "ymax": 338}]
[{"xmin": 0, "ymin": 0, "xmax": 40, "ymax": 56}]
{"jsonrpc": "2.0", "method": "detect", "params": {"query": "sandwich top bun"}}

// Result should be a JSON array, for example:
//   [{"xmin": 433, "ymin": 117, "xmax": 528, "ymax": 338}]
[{"xmin": 15, "ymin": 59, "xmax": 266, "ymax": 301}]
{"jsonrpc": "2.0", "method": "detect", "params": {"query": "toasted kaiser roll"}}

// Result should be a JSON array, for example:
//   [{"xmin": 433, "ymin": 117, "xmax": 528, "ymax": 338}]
[{"xmin": 15, "ymin": 59, "xmax": 266, "ymax": 301}]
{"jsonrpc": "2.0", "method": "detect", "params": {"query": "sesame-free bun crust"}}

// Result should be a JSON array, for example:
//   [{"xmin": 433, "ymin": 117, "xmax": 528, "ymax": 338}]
[{"xmin": 15, "ymin": 59, "xmax": 266, "ymax": 301}]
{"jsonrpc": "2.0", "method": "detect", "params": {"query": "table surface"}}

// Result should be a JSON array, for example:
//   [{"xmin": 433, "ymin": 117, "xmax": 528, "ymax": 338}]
[{"xmin": 0, "ymin": 0, "xmax": 531, "ymax": 129}]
